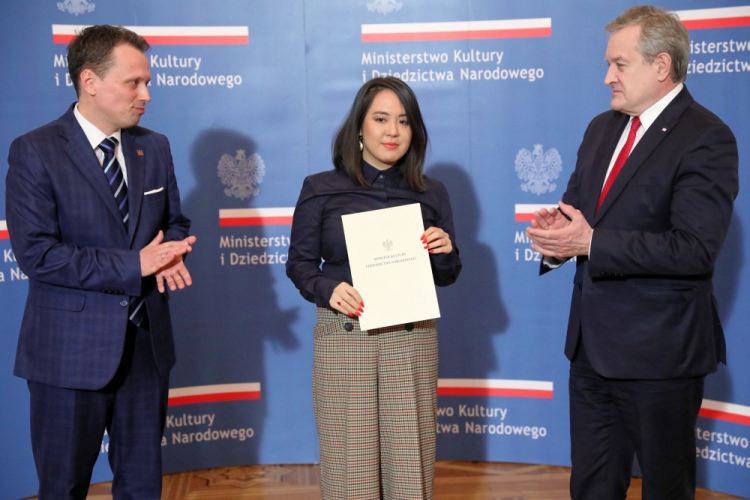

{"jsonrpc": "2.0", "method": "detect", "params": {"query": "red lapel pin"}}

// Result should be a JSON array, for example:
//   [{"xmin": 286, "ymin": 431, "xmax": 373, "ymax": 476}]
[{"xmin": 137, "ymin": 150, "xmax": 144, "ymax": 156}]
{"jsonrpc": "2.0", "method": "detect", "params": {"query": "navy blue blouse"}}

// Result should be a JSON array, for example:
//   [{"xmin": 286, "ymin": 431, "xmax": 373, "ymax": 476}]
[{"xmin": 286, "ymin": 161, "xmax": 462, "ymax": 307}]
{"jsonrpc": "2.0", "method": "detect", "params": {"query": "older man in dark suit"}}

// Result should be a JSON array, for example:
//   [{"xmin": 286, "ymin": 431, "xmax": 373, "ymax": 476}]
[
  {"xmin": 6, "ymin": 26, "xmax": 196, "ymax": 499},
  {"xmin": 526, "ymin": 6, "xmax": 738, "ymax": 500}
]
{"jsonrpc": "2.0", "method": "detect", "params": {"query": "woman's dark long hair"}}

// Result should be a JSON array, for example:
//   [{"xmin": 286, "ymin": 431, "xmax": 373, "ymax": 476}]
[{"xmin": 332, "ymin": 77, "xmax": 428, "ymax": 193}]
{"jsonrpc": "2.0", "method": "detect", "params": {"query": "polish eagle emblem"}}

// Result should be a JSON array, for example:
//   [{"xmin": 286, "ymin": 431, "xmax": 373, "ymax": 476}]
[
  {"xmin": 217, "ymin": 150, "xmax": 266, "ymax": 200},
  {"xmin": 515, "ymin": 144, "xmax": 563, "ymax": 196},
  {"xmin": 57, "ymin": 0, "xmax": 95, "ymax": 15},
  {"xmin": 367, "ymin": 0, "xmax": 403, "ymax": 15}
]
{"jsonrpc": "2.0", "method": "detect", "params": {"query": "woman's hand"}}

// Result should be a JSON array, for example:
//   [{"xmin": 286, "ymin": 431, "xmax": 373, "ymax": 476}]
[
  {"xmin": 422, "ymin": 227, "xmax": 453, "ymax": 254},
  {"xmin": 330, "ymin": 282, "xmax": 364, "ymax": 317}
]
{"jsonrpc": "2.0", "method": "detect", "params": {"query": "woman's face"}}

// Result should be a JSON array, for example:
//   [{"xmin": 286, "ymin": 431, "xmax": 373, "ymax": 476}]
[{"xmin": 360, "ymin": 89, "xmax": 412, "ymax": 171}]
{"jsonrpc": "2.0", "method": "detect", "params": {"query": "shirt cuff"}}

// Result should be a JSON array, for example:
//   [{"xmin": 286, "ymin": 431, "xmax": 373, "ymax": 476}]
[{"xmin": 542, "ymin": 256, "xmax": 565, "ymax": 269}]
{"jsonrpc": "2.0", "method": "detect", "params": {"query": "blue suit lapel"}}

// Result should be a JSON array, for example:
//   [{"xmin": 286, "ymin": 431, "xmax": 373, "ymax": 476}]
[
  {"xmin": 592, "ymin": 86, "xmax": 695, "ymax": 225},
  {"xmin": 121, "ymin": 130, "xmax": 144, "ymax": 247},
  {"xmin": 59, "ymin": 109, "xmax": 127, "ymax": 236}
]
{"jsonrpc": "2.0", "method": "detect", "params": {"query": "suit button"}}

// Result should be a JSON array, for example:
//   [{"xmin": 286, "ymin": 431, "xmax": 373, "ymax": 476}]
[
  {"xmin": 405, "ymin": 323, "xmax": 414, "ymax": 332},
  {"xmin": 344, "ymin": 323, "xmax": 353, "ymax": 332},
  {"xmin": 120, "ymin": 300, "xmax": 129, "ymax": 307}
]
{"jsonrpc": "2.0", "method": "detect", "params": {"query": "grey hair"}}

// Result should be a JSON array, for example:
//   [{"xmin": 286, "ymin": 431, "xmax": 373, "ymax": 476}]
[{"xmin": 606, "ymin": 5, "xmax": 689, "ymax": 83}]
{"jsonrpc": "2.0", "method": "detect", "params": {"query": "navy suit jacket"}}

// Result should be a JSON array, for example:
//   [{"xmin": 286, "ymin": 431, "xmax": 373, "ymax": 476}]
[
  {"xmin": 549, "ymin": 86, "xmax": 738, "ymax": 380},
  {"xmin": 6, "ymin": 105, "xmax": 190, "ymax": 390}
]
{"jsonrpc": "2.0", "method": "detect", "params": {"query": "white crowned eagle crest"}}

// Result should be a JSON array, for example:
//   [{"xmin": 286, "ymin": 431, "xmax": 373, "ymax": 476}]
[
  {"xmin": 367, "ymin": 0, "xmax": 403, "ymax": 15},
  {"xmin": 57, "ymin": 0, "xmax": 95, "ymax": 15},
  {"xmin": 217, "ymin": 150, "xmax": 266, "ymax": 200},
  {"xmin": 515, "ymin": 144, "xmax": 562, "ymax": 196}
]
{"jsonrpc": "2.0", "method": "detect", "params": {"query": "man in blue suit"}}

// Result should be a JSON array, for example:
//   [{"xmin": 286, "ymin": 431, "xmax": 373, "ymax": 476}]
[
  {"xmin": 5, "ymin": 25, "xmax": 196, "ymax": 499},
  {"xmin": 526, "ymin": 6, "xmax": 738, "ymax": 500}
]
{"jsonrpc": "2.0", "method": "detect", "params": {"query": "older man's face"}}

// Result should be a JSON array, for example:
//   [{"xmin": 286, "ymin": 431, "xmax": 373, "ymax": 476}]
[{"xmin": 604, "ymin": 24, "xmax": 663, "ymax": 116}]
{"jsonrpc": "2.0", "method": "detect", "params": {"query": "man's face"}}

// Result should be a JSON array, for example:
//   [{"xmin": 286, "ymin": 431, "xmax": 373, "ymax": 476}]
[
  {"xmin": 604, "ymin": 24, "xmax": 662, "ymax": 116},
  {"xmin": 88, "ymin": 43, "xmax": 151, "ymax": 135}
]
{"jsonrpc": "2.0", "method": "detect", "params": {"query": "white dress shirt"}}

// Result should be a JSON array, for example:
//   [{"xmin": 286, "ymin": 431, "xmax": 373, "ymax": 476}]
[
  {"xmin": 73, "ymin": 103, "xmax": 128, "ymax": 185},
  {"xmin": 601, "ymin": 83, "xmax": 684, "ymax": 186}
]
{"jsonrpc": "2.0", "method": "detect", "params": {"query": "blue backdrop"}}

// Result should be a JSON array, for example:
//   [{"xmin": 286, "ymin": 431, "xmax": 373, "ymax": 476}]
[{"xmin": 1, "ymin": 1, "xmax": 749, "ymax": 499}]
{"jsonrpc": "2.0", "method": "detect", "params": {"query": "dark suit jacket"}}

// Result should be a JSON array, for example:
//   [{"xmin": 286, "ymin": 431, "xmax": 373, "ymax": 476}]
[
  {"xmin": 549, "ymin": 86, "xmax": 738, "ymax": 380},
  {"xmin": 6, "ymin": 104, "xmax": 191, "ymax": 390}
]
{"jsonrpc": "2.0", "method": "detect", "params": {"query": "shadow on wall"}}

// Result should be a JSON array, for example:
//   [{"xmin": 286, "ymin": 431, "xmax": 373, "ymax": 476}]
[
  {"xmin": 705, "ymin": 211, "xmax": 743, "ymax": 403},
  {"xmin": 166, "ymin": 129, "xmax": 299, "ymax": 469},
  {"xmin": 695, "ymin": 211, "xmax": 743, "ymax": 487},
  {"xmin": 427, "ymin": 163, "xmax": 509, "ymax": 461}
]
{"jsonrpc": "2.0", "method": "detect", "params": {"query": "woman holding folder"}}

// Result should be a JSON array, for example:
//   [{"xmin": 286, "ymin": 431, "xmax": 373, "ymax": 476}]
[{"xmin": 287, "ymin": 77, "xmax": 461, "ymax": 499}]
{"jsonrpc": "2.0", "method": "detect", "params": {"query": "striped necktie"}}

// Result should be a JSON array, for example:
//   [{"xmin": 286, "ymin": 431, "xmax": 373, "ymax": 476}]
[
  {"xmin": 98, "ymin": 137, "xmax": 148, "ymax": 329},
  {"xmin": 98, "ymin": 137, "xmax": 129, "ymax": 226}
]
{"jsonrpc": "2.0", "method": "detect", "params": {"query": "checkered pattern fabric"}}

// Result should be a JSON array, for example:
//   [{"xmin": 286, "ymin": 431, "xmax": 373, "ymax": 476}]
[{"xmin": 312, "ymin": 307, "xmax": 439, "ymax": 500}]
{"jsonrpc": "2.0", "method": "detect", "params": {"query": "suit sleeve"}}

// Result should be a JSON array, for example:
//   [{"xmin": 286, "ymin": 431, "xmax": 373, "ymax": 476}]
[
  {"xmin": 157, "ymin": 135, "xmax": 191, "ymax": 245},
  {"xmin": 539, "ymin": 119, "xmax": 591, "ymax": 275},
  {"xmin": 589, "ymin": 122, "xmax": 738, "ymax": 277},
  {"xmin": 6, "ymin": 136, "xmax": 142, "ymax": 295}
]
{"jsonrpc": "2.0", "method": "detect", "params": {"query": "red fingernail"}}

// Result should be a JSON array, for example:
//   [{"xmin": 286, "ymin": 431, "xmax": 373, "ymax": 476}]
[
  {"xmin": 428, "ymin": 250, "xmax": 434, "ymax": 253},
  {"xmin": 348, "ymin": 313, "xmax": 354, "ymax": 317},
  {"xmin": 355, "ymin": 311, "xmax": 362, "ymax": 317},
  {"xmin": 358, "ymin": 307, "xmax": 363, "ymax": 313},
  {"xmin": 360, "ymin": 301, "xmax": 365, "ymax": 307},
  {"xmin": 424, "ymin": 245, "xmax": 430, "ymax": 249}
]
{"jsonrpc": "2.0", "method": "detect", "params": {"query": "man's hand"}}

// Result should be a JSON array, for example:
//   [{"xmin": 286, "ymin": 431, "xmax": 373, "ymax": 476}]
[
  {"xmin": 526, "ymin": 201, "xmax": 592, "ymax": 259},
  {"xmin": 155, "ymin": 256, "xmax": 193, "ymax": 293},
  {"xmin": 140, "ymin": 231, "xmax": 197, "ymax": 277},
  {"xmin": 530, "ymin": 205, "xmax": 570, "ymax": 231}
]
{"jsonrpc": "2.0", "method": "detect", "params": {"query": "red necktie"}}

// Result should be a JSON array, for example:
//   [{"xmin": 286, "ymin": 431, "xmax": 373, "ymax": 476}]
[{"xmin": 597, "ymin": 116, "xmax": 641, "ymax": 212}]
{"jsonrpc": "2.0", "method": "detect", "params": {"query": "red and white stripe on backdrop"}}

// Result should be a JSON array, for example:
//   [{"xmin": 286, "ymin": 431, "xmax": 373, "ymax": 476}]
[
  {"xmin": 515, "ymin": 204, "xmax": 557, "ymax": 222},
  {"xmin": 436, "ymin": 380, "xmax": 750, "ymax": 425},
  {"xmin": 700, "ymin": 399, "xmax": 750, "ymax": 426},
  {"xmin": 0, "ymin": 221, "xmax": 8, "ymax": 240},
  {"xmin": 362, "ymin": 18, "xmax": 551, "ymax": 43},
  {"xmin": 52, "ymin": 25, "xmax": 249, "ymax": 45},
  {"xmin": 219, "ymin": 208, "xmax": 295, "ymax": 227},
  {"xmin": 438, "ymin": 378, "xmax": 554, "ymax": 399},
  {"xmin": 168, "ymin": 383, "xmax": 260, "ymax": 406},
  {"xmin": 676, "ymin": 6, "xmax": 750, "ymax": 30},
  {"xmin": 123, "ymin": 377, "xmax": 750, "ymax": 419}
]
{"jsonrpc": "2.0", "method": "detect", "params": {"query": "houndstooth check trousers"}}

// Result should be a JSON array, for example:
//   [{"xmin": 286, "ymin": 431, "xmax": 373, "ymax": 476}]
[{"xmin": 313, "ymin": 307, "xmax": 439, "ymax": 500}]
